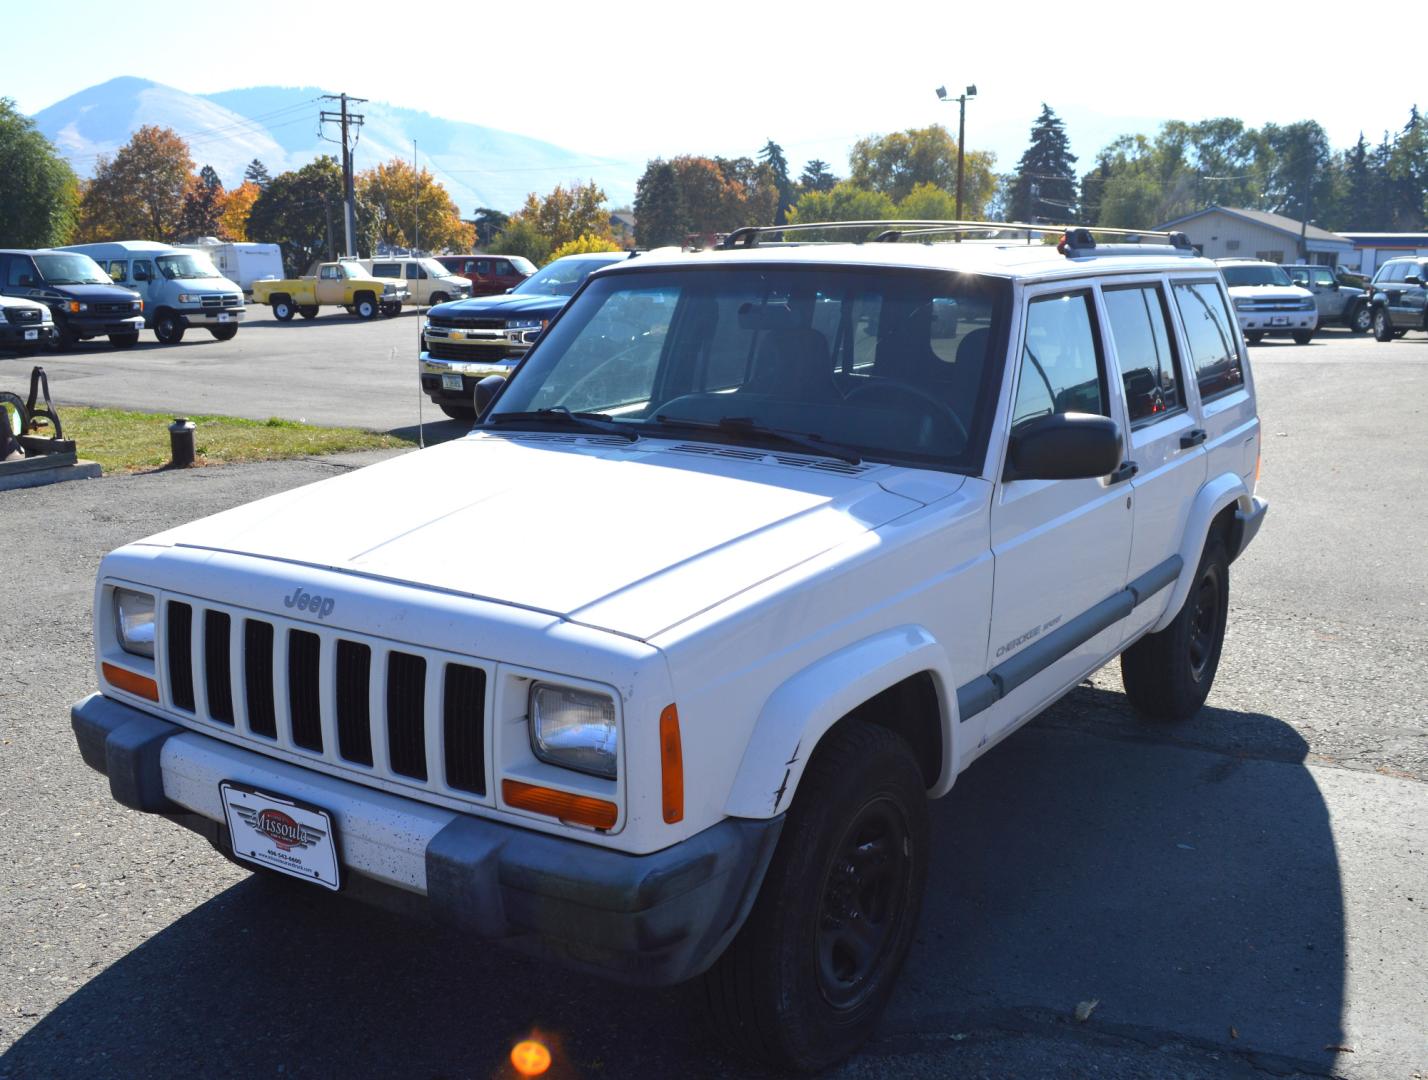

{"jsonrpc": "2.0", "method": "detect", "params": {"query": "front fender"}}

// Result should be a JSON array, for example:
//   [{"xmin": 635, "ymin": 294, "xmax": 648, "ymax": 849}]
[
  {"xmin": 723, "ymin": 626, "xmax": 955, "ymax": 819},
  {"xmin": 1151, "ymin": 474, "xmax": 1249, "ymax": 633}
]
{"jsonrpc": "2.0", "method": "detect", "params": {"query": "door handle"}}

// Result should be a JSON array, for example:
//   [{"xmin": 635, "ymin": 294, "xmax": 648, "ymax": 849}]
[
  {"xmin": 1108, "ymin": 461, "xmax": 1138, "ymax": 484},
  {"xmin": 1180, "ymin": 428, "xmax": 1208, "ymax": 449}
]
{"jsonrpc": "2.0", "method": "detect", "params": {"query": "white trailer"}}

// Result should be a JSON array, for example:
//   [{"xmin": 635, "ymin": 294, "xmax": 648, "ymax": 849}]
[{"xmin": 179, "ymin": 239, "xmax": 284, "ymax": 296}]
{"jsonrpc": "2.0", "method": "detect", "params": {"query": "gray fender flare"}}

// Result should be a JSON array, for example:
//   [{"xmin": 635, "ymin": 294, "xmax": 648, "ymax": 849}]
[
  {"xmin": 1151, "ymin": 473, "xmax": 1250, "ymax": 633},
  {"xmin": 723, "ymin": 625, "xmax": 956, "ymax": 819}
]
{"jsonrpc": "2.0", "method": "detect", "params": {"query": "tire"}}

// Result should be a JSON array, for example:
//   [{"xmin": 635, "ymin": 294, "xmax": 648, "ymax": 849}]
[
  {"xmin": 1, "ymin": 391, "xmax": 29, "ymax": 439},
  {"xmin": 438, "ymin": 403, "xmax": 477, "ymax": 421},
  {"xmin": 1373, "ymin": 307, "xmax": 1393, "ymax": 341},
  {"xmin": 1347, "ymin": 302, "xmax": 1372, "ymax": 334},
  {"xmin": 1292, "ymin": 330, "xmax": 1313, "ymax": 345},
  {"xmin": 50, "ymin": 320, "xmax": 78, "ymax": 352},
  {"xmin": 428, "ymin": 292, "xmax": 449, "ymax": 308},
  {"xmin": 702, "ymin": 720, "xmax": 928, "ymax": 1073},
  {"xmin": 298, "ymin": 305, "xmax": 319, "ymax": 320},
  {"xmin": 272, "ymin": 298, "xmax": 295, "ymax": 322},
  {"xmin": 1244, "ymin": 331, "xmax": 1263, "ymax": 343},
  {"xmin": 380, "ymin": 302, "xmax": 402, "ymax": 317},
  {"xmin": 209, "ymin": 325, "xmax": 238, "ymax": 341},
  {"xmin": 153, "ymin": 310, "xmax": 186, "ymax": 344},
  {"xmin": 108, "ymin": 331, "xmax": 140, "ymax": 349},
  {"xmin": 1393, "ymin": 329, "xmax": 1408, "ymax": 338},
  {"xmin": 1120, "ymin": 540, "xmax": 1230, "ymax": 722},
  {"xmin": 353, "ymin": 294, "xmax": 377, "ymax": 320}
]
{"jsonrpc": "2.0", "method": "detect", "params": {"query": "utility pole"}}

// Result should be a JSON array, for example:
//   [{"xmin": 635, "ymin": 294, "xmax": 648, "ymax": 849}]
[
  {"xmin": 935, "ymin": 84, "xmax": 977, "ymax": 237},
  {"xmin": 320, "ymin": 93, "xmax": 367, "ymax": 257}
]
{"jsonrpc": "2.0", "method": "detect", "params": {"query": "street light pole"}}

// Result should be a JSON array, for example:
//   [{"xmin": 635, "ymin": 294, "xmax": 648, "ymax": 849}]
[{"xmin": 936, "ymin": 84, "xmax": 977, "ymax": 222}]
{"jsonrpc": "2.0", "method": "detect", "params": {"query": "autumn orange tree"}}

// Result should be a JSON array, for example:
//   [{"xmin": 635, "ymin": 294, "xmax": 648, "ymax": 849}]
[
  {"xmin": 217, "ymin": 181, "xmax": 261, "ymax": 241},
  {"xmin": 489, "ymin": 180, "xmax": 612, "ymax": 265},
  {"xmin": 78, "ymin": 125, "xmax": 194, "ymax": 241},
  {"xmin": 356, "ymin": 159, "xmax": 472, "ymax": 252}
]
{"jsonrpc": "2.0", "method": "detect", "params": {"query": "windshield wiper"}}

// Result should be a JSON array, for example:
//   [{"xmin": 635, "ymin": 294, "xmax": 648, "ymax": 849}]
[
  {"xmin": 484, "ymin": 406, "xmax": 638, "ymax": 442},
  {"xmin": 650, "ymin": 415, "xmax": 863, "ymax": 465}
]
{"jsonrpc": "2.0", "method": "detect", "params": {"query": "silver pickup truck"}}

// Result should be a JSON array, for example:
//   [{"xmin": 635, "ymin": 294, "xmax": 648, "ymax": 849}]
[{"xmin": 1284, "ymin": 264, "xmax": 1371, "ymax": 333}]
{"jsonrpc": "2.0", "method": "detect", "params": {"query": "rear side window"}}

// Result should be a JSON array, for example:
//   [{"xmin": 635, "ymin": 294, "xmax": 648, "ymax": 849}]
[
  {"xmin": 372, "ymin": 263, "xmax": 399, "ymax": 278},
  {"xmin": 1377, "ymin": 263, "xmax": 1404, "ymax": 284},
  {"xmin": 1103, "ymin": 284, "xmax": 1183, "ymax": 425},
  {"xmin": 1011, "ymin": 291, "xmax": 1105, "ymax": 429},
  {"xmin": 1172, "ymin": 281, "xmax": 1243, "ymax": 399}
]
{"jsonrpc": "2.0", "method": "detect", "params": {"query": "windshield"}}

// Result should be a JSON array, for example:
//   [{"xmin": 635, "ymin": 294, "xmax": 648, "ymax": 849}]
[
  {"xmin": 420, "ymin": 258, "xmax": 451, "ymax": 278},
  {"xmin": 32, "ymin": 253, "xmax": 110, "ymax": 285},
  {"xmin": 513, "ymin": 256, "xmax": 623, "ymax": 297},
  {"xmin": 157, "ymin": 252, "xmax": 223, "ymax": 280},
  {"xmin": 1221, "ymin": 264, "xmax": 1292, "ymax": 288},
  {"xmin": 508, "ymin": 256, "xmax": 537, "ymax": 275},
  {"xmin": 488, "ymin": 266, "xmax": 1009, "ymax": 472}
]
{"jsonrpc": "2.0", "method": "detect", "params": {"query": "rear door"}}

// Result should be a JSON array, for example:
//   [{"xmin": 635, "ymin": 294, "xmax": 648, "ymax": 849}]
[
  {"xmin": 1100, "ymin": 279, "xmax": 1207, "ymax": 636},
  {"xmin": 982, "ymin": 284, "xmax": 1134, "ymax": 739}
]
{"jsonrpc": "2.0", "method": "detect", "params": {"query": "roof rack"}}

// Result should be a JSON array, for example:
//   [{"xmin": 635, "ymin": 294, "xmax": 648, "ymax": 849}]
[{"xmin": 719, "ymin": 220, "xmax": 1195, "ymax": 258}]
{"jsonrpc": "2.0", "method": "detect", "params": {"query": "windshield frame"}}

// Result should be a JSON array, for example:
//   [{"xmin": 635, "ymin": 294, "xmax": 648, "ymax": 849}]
[
  {"xmin": 32, "ymin": 252, "xmax": 112, "ymax": 286},
  {"xmin": 485, "ymin": 261, "xmax": 1013, "ymax": 476}
]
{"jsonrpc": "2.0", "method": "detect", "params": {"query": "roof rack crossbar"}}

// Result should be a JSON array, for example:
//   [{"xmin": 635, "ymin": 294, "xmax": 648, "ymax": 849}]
[{"xmin": 718, "ymin": 219, "xmax": 1193, "ymax": 252}]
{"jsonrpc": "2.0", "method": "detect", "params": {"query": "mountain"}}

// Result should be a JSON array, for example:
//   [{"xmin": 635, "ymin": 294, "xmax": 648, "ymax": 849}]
[{"xmin": 32, "ymin": 78, "xmax": 633, "ymax": 213}]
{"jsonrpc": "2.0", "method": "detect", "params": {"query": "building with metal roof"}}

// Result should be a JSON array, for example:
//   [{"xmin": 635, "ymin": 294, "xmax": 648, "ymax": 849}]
[{"xmin": 1155, "ymin": 206, "xmax": 1354, "ymax": 266}]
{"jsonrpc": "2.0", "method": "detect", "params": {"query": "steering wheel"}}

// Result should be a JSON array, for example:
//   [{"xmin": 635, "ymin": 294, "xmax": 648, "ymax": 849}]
[{"xmin": 844, "ymin": 379, "xmax": 969, "ymax": 446}]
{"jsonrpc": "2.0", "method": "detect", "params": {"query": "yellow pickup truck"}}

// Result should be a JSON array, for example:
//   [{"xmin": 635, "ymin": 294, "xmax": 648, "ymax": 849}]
[{"xmin": 251, "ymin": 260, "xmax": 408, "ymax": 321}]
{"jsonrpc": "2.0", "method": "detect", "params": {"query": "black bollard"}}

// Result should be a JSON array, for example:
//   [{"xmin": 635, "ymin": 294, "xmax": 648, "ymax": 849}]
[{"xmin": 169, "ymin": 417, "xmax": 196, "ymax": 468}]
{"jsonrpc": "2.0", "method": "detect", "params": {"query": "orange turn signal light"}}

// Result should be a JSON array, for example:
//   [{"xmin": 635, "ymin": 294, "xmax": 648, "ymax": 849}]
[
  {"xmin": 659, "ymin": 704, "xmax": 684, "ymax": 824},
  {"xmin": 502, "ymin": 779, "xmax": 618, "ymax": 831},
  {"xmin": 510, "ymin": 1039, "xmax": 551, "ymax": 1076},
  {"xmin": 102, "ymin": 662, "xmax": 159, "ymax": 702}
]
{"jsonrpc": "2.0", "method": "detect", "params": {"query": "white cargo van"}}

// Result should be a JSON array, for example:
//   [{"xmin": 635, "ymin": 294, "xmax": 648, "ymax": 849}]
[
  {"xmin": 179, "ymin": 239, "xmax": 284, "ymax": 297},
  {"xmin": 60, "ymin": 241, "xmax": 246, "ymax": 344}
]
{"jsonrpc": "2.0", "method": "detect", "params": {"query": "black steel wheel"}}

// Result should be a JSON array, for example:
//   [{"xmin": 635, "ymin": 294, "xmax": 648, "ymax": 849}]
[
  {"xmin": 1121, "ymin": 539, "xmax": 1230, "ymax": 722},
  {"xmin": 702, "ymin": 720, "xmax": 928, "ymax": 1073},
  {"xmin": 153, "ymin": 311, "xmax": 185, "ymax": 344}
]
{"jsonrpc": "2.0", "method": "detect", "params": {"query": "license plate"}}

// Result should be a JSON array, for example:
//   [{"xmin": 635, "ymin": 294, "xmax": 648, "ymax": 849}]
[
  {"xmin": 1270, "ymin": 316, "xmax": 1289, "ymax": 326},
  {"xmin": 24, "ymin": 330, "xmax": 37, "ymax": 341},
  {"xmin": 220, "ymin": 781, "xmax": 340, "ymax": 890},
  {"xmin": 218, "ymin": 313, "xmax": 230, "ymax": 323},
  {"xmin": 441, "ymin": 374, "xmax": 464, "ymax": 391}
]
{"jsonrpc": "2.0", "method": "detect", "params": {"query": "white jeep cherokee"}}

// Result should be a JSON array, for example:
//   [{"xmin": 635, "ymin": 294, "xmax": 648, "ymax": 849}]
[{"xmin": 73, "ymin": 222, "xmax": 1266, "ymax": 1072}]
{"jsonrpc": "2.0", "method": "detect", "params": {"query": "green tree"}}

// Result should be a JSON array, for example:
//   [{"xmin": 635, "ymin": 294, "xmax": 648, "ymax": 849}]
[
  {"xmin": 633, "ymin": 160, "xmax": 686, "ymax": 247},
  {"xmin": 487, "ymin": 217, "xmax": 552, "ymax": 266},
  {"xmin": 78, "ymin": 125, "xmax": 194, "ymax": 241},
  {"xmin": 897, "ymin": 182, "xmax": 958, "ymax": 221},
  {"xmin": 1010, "ymin": 105, "xmax": 1078, "ymax": 223},
  {"xmin": 357, "ymin": 159, "xmax": 473, "ymax": 252},
  {"xmin": 759, "ymin": 139, "xmax": 794, "ymax": 224},
  {"xmin": 179, "ymin": 164, "xmax": 225, "ymax": 239},
  {"xmin": 799, "ymin": 159, "xmax": 838, "ymax": 193},
  {"xmin": 248, "ymin": 156, "xmax": 375, "ymax": 275},
  {"xmin": 469, "ymin": 207, "xmax": 509, "ymax": 247},
  {"xmin": 785, "ymin": 181, "xmax": 897, "ymax": 239},
  {"xmin": 244, "ymin": 159, "xmax": 272, "ymax": 188},
  {"xmin": 0, "ymin": 97, "xmax": 79, "ymax": 247},
  {"xmin": 1261, "ymin": 121, "xmax": 1333, "ymax": 230},
  {"xmin": 850, "ymin": 124, "xmax": 995, "ymax": 211}
]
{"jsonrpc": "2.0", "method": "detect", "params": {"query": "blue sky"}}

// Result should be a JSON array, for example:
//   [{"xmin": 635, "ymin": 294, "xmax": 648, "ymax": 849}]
[{"xmin": 10, "ymin": 1, "xmax": 1423, "ymax": 179}]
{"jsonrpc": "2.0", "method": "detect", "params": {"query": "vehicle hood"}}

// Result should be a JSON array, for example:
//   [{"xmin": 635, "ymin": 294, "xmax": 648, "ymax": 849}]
[
  {"xmin": 429, "ymin": 293, "xmax": 567, "ymax": 320},
  {"xmin": 1224, "ymin": 283, "xmax": 1314, "ymax": 300},
  {"xmin": 138, "ymin": 433, "xmax": 940, "ymax": 640},
  {"xmin": 38, "ymin": 282, "xmax": 141, "ymax": 303},
  {"xmin": 171, "ymin": 276, "xmax": 243, "ymax": 295}
]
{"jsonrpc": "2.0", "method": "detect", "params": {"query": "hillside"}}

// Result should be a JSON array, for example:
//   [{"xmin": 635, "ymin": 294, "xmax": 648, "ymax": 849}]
[{"xmin": 33, "ymin": 78, "xmax": 633, "ymax": 213}]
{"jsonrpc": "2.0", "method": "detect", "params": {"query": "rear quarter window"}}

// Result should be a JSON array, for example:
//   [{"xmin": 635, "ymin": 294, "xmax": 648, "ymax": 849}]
[{"xmin": 1172, "ymin": 280, "xmax": 1243, "ymax": 400}]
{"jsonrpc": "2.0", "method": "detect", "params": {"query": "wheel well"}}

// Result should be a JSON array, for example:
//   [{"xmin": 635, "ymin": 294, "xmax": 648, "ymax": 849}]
[
  {"xmin": 270, "ymin": 293, "xmax": 290, "ymax": 305},
  {"xmin": 841, "ymin": 672, "xmax": 942, "ymax": 789},
  {"xmin": 1211, "ymin": 501, "xmax": 1238, "ymax": 560},
  {"xmin": 355, "ymin": 290, "xmax": 375, "ymax": 303}
]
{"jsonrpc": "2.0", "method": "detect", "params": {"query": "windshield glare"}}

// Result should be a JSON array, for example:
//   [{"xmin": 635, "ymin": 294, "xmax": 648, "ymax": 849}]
[
  {"xmin": 157, "ymin": 253, "xmax": 223, "ymax": 280},
  {"xmin": 420, "ymin": 258, "xmax": 451, "ymax": 278},
  {"xmin": 33, "ymin": 253, "xmax": 110, "ymax": 285},
  {"xmin": 489, "ymin": 267, "xmax": 1008, "ymax": 471},
  {"xmin": 508, "ymin": 256, "xmax": 537, "ymax": 275},
  {"xmin": 514, "ymin": 257, "xmax": 621, "ymax": 296},
  {"xmin": 1221, "ymin": 264, "xmax": 1292, "ymax": 288}
]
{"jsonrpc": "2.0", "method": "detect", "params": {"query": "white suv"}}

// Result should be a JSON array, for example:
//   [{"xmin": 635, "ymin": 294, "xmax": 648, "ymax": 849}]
[
  {"xmin": 1216, "ymin": 258, "xmax": 1318, "ymax": 344},
  {"xmin": 73, "ymin": 222, "xmax": 1266, "ymax": 1072}
]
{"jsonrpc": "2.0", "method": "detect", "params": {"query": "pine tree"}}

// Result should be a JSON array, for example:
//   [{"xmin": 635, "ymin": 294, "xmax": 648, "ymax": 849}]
[
  {"xmin": 759, "ymin": 139, "xmax": 794, "ymax": 224},
  {"xmin": 633, "ymin": 160, "xmax": 686, "ymax": 247},
  {"xmin": 243, "ymin": 159, "xmax": 272, "ymax": 189},
  {"xmin": 1010, "ymin": 104, "xmax": 1078, "ymax": 223},
  {"xmin": 1338, "ymin": 134, "xmax": 1374, "ymax": 231},
  {"xmin": 799, "ymin": 159, "xmax": 838, "ymax": 193}
]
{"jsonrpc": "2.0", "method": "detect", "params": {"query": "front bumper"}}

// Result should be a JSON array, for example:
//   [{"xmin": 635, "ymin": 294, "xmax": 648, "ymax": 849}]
[
  {"xmin": 419, "ymin": 351, "xmax": 520, "ymax": 403},
  {"xmin": 63, "ymin": 313, "xmax": 146, "ymax": 336},
  {"xmin": 1234, "ymin": 310, "xmax": 1317, "ymax": 333},
  {"xmin": 0, "ymin": 322, "xmax": 52, "ymax": 346},
  {"xmin": 72, "ymin": 693, "xmax": 782, "ymax": 986},
  {"xmin": 1229, "ymin": 496, "xmax": 1268, "ymax": 563},
  {"xmin": 176, "ymin": 308, "xmax": 246, "ymax": 327}
]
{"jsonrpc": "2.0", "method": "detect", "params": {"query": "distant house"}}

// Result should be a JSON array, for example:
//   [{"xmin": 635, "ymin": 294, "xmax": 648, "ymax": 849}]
[
  {"xmin": 1156, "ymin": 206, "xmax": 1354, "ymax": 267},
  {"xmin": 1337, "ymin": 233, "xmax": 1428, "ymax": 276}
]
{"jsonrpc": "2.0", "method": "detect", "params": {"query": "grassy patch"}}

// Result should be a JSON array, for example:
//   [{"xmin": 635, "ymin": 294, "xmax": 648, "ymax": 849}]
[{"xmin": 48, "ymin": 408, "xmax": 416, "ymax": 473}]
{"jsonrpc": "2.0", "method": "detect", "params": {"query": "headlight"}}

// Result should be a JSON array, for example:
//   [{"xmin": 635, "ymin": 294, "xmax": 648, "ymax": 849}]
[
  {"xmin": 507, "ymin": 319, "xmax": 543, "ymax": 329},
  {"xmin": 132, "ymin": 300, "xmax": 143, "ymax": 312},
  {"xmin": 1233, "ymin": 298, "xmax": 1250, "ymax": 311},
  {"xmin": 114, "ymin": 588, "xmax": 156, "ymax": 658},
  {"xmin": 529, "ymin": 682, "xmax": 617, "ymax": 778},
  {"xmin": 1298, "ymin": 299, "xmax": 1316, "ymax": 311}
]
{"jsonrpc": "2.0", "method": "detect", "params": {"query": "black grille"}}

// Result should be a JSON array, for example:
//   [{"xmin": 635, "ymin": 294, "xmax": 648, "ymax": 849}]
[
  {"xmin": 167, "ymin": 602, "xmax": 195, "ymax": 711},
  {"xmin": 443, "ymin": 664, "xmax": 487, "ymax": 794},
  {"xmin": 5, "ymin": 307, "xmax": 41, "ymax": 324},
  {"xmin": 336, "ymin": 641, "xmax": 373, "ymax": 766},
  {"xmin": 425, "ymin": 341, "xmax": 514, "ymax": 362},
  {"xmin": 204, "ymin": 611, "xmax": 234, "ymax": 724},
  {"xmin": 386, "ymin": 652, "xmax": 427, "ymax": 780},
  {"xmin": 287, "ymin": 630, "xmax": 323, "ymax": 752},
  {"xmin": 244, "ymin": 620, "xmax": 276, "ymax": 738},
  {"xmin": 95, "ymin": 301, "xmax": 135, "ymax": 315},
  {"xmin": 428, "ymin": 316, "xmax": 505, "ymax": 330}
]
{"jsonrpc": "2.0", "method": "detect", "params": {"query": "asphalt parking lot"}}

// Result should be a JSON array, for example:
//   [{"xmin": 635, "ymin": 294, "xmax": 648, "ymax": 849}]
[{"xmin": 1, "ymin": 328, "xmax": 1425, "ymax": 1079}]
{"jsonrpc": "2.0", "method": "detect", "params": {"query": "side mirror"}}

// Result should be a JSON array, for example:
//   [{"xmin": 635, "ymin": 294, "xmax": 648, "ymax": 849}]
[
  {"xmin": 1004, "ymin": 412, "xmax": 1122, "ymax": 482},
  {"xmin": 473, "ymin": 375, "xmax": 505, "ymax": 418}
]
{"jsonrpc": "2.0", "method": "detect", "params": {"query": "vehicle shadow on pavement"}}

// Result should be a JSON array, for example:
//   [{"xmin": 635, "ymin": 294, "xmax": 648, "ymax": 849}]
[{"xmin": 0, "ymin": 697, "xmax": 1345, "ymax": 1080}]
